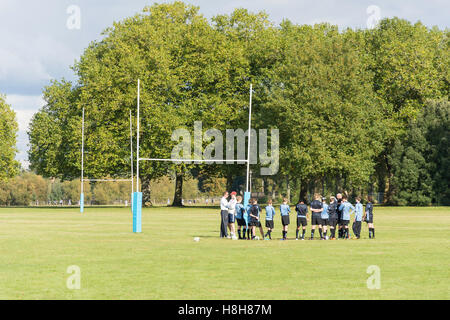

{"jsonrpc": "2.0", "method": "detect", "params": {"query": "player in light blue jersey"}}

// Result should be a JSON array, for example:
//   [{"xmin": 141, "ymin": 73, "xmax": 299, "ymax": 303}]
[
  {"xmin": 264, "ymin": 199, "xmax": 276, "ymax": 240},
  {"xmin": 352, "ymin": 196, "xmax": 363, "ymax": 239},
  {"xmin": 339, "ymin": 195, "xmax": 355, "ymax": 239},
  {"xmin": 321, "ymin": 197, "xmax": 329, "ymax": 240},
  {"xmin": 235, "ymin": 196, "xmax": 246, "ymax": 240},
  {"xmin": 280, "ymin": 198, "xmax": 291, "ymax": 240}
]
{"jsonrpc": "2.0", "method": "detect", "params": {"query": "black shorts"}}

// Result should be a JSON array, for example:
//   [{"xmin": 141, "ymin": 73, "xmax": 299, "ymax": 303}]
[
  {"xmin": 340, "ymin": 220, "xmax": 350, "ymax": 226},
  {"xmin": 321, "ymin": 218, "xmax": 329, "ymax": 226},
  {"xmin": 337, "ymin": 212, "xmax": 342, "ymax": 223},
  {"xmin": 250, "ymin": 220, "xmax": 261, "ymax": 228},
  {"xmin": 266, "ymin": 220, "xmax": 274, "ymax": 229},
  {"xmin": 366, "ymin": 215, "xmax": 374, "ymax": 224},
  {"xmin": 281, "ymin": 215, "xmax": 290, "ymax": 226},
  {"xmin": 311, "ymin": 214, "xmax": 322, "ymax": 226},
  {"xmin": 328, "ymin": 218, "xmax": 338, "ymax": 228},
  {"xmin": 237, "ymin": 218, "xmax": 246, "ymax": 226},
  {"xmin": 297, "ymin": 217, "xmax": 307, "ymax": 227}
]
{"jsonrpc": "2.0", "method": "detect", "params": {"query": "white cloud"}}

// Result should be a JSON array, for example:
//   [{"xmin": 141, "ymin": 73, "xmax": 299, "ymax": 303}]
[{"xmin": 5, "ymin": 95, "xmax": 45, "ymax": 164}]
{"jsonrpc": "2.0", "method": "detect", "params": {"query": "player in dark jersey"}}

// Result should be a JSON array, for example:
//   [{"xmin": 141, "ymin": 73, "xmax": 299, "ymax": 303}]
[
  {"xmin": 336, "ymin": 193, "xmax": 344, "ymax": 238},
  {"xmin": 310, "ymin": 193, "xmax": 324, "ymax": 240},
  {"xmin": 295, "ymin": 200, "xmax": 308, "ymax": 240},
  {"xmin": 363, "ymin": 196, "xmax": 375, "ymax": 239},
  {"xmin": 249, "ymin": 199, "xmax": 264, "ymax": 240},
  {"xmin": 327, "ymin": 196, "xmax": 338, "ymax": 240}
]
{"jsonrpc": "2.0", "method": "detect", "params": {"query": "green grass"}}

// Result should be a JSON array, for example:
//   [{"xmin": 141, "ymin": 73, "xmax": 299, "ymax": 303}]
[{"xmin": 0, "ymin": 206, "xmax": 449, "ymax": 300}]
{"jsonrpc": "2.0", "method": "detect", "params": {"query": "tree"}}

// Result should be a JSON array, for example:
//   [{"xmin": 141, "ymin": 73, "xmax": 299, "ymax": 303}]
[
  {"xmin": 364, "ymin": 18, "xmax": 448, "ymax": 202},
  {"xmin": 266, "ymin": 22, "xmax": 387, "ymax": 201},
  {"xmin": 389, "ymin": 99, "xmax": 449, "ymax": 205},
  {"xmin": 0, "ymin": 94, "xmax": 19, "ymax": 180}
]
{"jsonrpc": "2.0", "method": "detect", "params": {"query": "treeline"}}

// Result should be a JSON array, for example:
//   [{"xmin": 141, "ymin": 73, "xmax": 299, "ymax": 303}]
[
  {"xmin": 27, "ymin": 2, "xmax": 449, "ymax": 206},
  {"xmin": 0, "ymin": 172, "xmax": 228, "ymax": 206}
]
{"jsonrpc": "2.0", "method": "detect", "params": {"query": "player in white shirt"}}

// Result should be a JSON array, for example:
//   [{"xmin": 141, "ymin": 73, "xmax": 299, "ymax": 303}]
[
  {"xmin": 227, "ymin": 192, "xmax": 238, "ymax": 240},
  {"xmin": 220, "ymin": 192, "xmax": 229, "ymax": 238}
]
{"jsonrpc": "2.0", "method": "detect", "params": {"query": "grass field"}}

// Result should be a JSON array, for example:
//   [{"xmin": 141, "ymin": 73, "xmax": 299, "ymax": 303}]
[{"xmin": 0, "ymin": 206, "xmax": 448, "ymax": 300}]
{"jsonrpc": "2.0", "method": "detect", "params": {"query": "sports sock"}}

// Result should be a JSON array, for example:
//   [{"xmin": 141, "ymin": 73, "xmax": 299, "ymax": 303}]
[
  {"xmin": 296, "ymin": 230, "xmax": 299, "ymax": 239},
  {"xmin": 331, "ymin": 229, "xmax": 335, "ymax": 238},
  {"xmin": 311, "ymin": 229, "xmax": 315, "ymax": 239},
  {"xmin": 238, "ymin": 230, "xmax": 242, "ymax": 239},
  {"xmin": 302, "ymin": 229, "xmax": 306, "ymax": 238},
  {"xmin": 268, "ymin": 230, "xmax": 272, "ymax": 239},
  {"xmin": 324, "ymin": 231, "xmax": 327, "ymax": 238},
  {"xmin": 319, "ymin": 229, "xmax": 323, "ymax": 239}
]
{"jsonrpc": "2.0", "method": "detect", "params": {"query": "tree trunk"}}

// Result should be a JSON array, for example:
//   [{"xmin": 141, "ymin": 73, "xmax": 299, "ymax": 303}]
[
  {"xmin": 263, "ymin": 177, "xmax": 269, "ymax": 196},
  {"xmin": 141, "ymin": 175, "xmax": 153, "ymax": 207},
  {"xmin": 172, "ymin": 170, "xmax": 184, "ymax": 207},
  {"xmin": 384, "ymin": 153, "xmax": 394, "ymax": 205},
  {"xmin": 299, "ymin": 179, "xmax": 308, "ymax": 202},
  {"xmin": 286, "ymin": 175, "xmax": 291, "ymax": 202},
  {"xmin": 271, "ymin": 179, "xmax": 277, "ymax": 199},
  {"xmin": 226, "ymin": 170, "xmax": 233, "ymax": 192}
]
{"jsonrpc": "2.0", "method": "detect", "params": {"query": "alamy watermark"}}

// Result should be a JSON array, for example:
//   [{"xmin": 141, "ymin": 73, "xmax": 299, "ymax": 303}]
[
  {"xmin": 366, "ymin": 265, "xmax": 381, "ymax": 290},
  {"xmin": 171, "ymin": 122, "xmax": 279, "ymax": 176},
  {"xmin": 66, "ymin": 265, "xmax": 81, "ymax": 290},
  {"xmin": 366, "ymin": 5, "xmax": 381, "ymax": 29},
  {"xmin": 66, "ymin": 5, "xmax": 81, "ymax": 30}
]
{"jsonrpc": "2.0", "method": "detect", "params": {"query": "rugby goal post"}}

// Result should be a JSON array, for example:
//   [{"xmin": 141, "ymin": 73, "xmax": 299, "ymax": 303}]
[
  {"xmin": 80, "ymin": 108, "xmax": 134, "ymax": 213},
  {"xmin": 132, "ymin": 80, "xmax": 253, "ymax": 233}
]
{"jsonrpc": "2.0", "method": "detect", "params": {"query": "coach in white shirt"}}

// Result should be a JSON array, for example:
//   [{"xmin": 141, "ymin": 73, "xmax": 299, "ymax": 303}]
[{"xmin": 220, "ymin": 191, "xmax": 229, "ymax": 238}]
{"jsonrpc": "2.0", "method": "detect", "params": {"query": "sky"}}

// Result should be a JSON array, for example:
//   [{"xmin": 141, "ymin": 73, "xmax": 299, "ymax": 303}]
[{"xmin": 0, "ymin": 0, "xmax": 448, "ymax": 166}]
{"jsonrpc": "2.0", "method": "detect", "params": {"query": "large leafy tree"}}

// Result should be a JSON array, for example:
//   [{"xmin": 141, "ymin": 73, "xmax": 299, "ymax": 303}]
[
  {"xmin": 0, "ymin": 94, "xmax": 19, "ymax": 180},
  {"xmin": 389, "ymin": 100, "xmax": 450, "ymax": 206},
  {"xmin": 29, "ymin": 2, "xmax": 250, "ymax": 206},
  {"xmin": 364, "ymin": 18, "xmax": 449, "ymax": 203},
  {"xmin": 265, "ymin": 22, "xmax": 387, "ymax": 201}
]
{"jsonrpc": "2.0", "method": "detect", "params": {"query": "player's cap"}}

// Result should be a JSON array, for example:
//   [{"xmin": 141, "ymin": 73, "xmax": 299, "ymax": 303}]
[{"xmin": 230, "ymin": 191, "xmax": 237, "ymax": 196}]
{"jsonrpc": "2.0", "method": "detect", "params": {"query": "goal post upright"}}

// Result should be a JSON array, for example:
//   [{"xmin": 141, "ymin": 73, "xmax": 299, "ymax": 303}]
[
  {"xmin": 133, "ymin": 79, "xmax": 142, "ymax": 233},
  {"xmin": 130, "ymin": 110, "xmax": 134, "ymax": 213},
  {"xmin": 244, "ymin": 84, "xmax": 253, "ymax": 212},
  {"xmin": 80, "ymin": 107, "xmax": 85, "ymax": 213}
]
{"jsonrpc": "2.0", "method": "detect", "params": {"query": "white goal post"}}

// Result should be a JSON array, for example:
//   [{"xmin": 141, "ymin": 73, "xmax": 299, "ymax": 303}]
[{"xmin": 132, "ymin": 80, "xmax": 254, "ymax": 233}]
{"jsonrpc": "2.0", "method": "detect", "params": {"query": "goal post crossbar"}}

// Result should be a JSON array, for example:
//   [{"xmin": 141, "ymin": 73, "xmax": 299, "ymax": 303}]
[
  {"xmin": 82, "ymin": 179, "xmax": 133, "ymax": 182},
  {"xmin": 138, "ymin": 158, "xmax": 249, "ymax": 163}
]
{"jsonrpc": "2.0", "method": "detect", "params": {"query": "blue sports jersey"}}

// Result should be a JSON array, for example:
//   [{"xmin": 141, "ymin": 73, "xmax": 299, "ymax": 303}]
[
  {"xmin": 339, "ymin": 202, "xmax": 355, "ymax": 220},
  {"xmin": 244, "ymin": 204, "xmax": 252, "ymax": 225},
  {"xmin": 321, "ymin": 203, "xmax": 329, "ymax": 219},
  {"xmin": 235, "ymin": 203, "xmax": 244, "ymax": 219},
  {"xmin": 280, "ymin": 204, "xmax": 291, "ymax": 216},
  {"xmin": 265, "ymin": 205, "xmax": 276, "ymax": 221},
  {"xmin": 355, "ymin": 203, "xmax": 363, "ymax": 221}
]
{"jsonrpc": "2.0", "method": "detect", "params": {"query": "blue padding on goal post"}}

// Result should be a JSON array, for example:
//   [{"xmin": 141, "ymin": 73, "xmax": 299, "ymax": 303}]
[
  {"xmin": 133, "ymin": 192, "xmax": 142, "ymax": 233},
  {"xmin": 243, "ymin": 192, "xmax": 251, "ymax": 227},
  {"xmin": 80, "ymin": 193, "xmax": 84, "ymax": 213}
]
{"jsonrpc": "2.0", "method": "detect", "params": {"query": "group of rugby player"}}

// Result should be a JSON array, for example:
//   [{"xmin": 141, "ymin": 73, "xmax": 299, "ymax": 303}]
[{"xmin": 219, "ymin": 191, "xmax": 375, "ymax": 240}]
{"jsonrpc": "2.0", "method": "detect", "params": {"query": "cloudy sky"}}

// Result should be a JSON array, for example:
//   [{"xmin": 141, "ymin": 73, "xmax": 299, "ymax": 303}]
[{"xmin": 0, "ymin": 0, "xmax": 448, "ymax": 166}]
